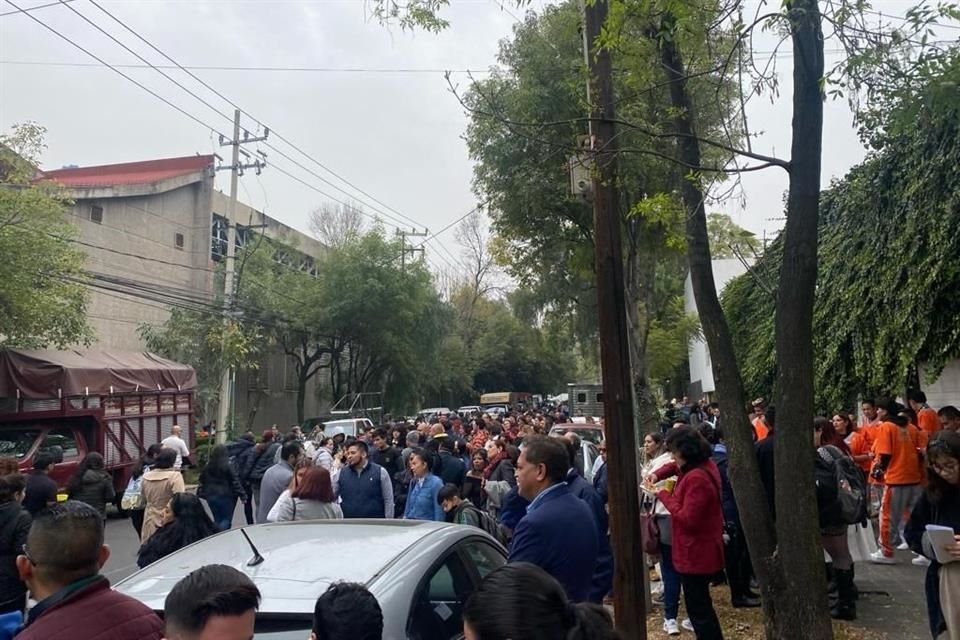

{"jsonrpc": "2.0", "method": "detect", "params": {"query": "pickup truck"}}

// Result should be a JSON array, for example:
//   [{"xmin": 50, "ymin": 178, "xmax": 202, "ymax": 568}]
[{"xmin": 0, "ymin": 349, "xmax": 196, "ymax": 505}]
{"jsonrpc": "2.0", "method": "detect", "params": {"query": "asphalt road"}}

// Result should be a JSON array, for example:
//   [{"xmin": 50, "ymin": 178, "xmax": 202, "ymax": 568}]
[{"xmin": 102, "ymin": 500, "xmax": 247, "ymax": 584}]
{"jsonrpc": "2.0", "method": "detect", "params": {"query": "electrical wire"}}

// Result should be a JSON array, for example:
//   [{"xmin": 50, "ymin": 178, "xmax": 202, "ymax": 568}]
[
  {"xmin": 0, "ymin": 0, "xmax": 73, "ymax": 17},
  {"xmin": 0, "ymin": 60, "xmax": 492, "ymax": 73},
  {"xmin": 82, "ymin": 0, "xmax": 431, "ymax": 233}
]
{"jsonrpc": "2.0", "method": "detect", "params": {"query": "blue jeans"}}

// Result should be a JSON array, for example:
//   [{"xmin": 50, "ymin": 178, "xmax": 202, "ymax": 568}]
[
  {"xmin": 206, "ymin": 495, "xmax": 237, "ymax": 531},
  {"xmin": 660, "ymin": 542, "xmax": 682, "ymax": 620}
]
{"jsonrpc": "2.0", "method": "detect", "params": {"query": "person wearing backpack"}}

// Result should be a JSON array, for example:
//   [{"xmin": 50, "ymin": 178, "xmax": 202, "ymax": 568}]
[
  {"xmin": 814, "ymin": 417, "xmax": 858, "ymax": 620},
  {"xmin": 438, "ymin": 483, "xmax": 508, "ymax": 547}
]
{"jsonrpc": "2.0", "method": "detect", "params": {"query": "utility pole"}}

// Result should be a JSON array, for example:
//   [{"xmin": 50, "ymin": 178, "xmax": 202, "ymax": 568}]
[
  {"xmin": 580, "ymin": 1, "xmax": 646, "ymax": 637},
  {"xmin": 395, "ymin": 228, "xmax": 427, "ymax": 271},
  {"xmin": 215, "ymin": 108, "xmax": 268, "ymax": 444}
]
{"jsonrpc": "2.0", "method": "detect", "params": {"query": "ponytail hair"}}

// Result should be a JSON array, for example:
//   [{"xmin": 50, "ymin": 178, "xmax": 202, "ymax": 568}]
[{"xmin": 463, "ymin": 562, "xmax": 620, "ymax": 640}]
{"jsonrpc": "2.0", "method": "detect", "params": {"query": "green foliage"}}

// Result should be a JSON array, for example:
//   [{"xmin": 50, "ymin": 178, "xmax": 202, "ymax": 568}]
[
  {"xmin": 707, "ymin": 213, "xmax": 761, "ymax": 259},
  {"xmin": 0, "ymin": 123, "xmax": 91, "ymax": 349},
  {"xmin": 646, "ymin": 296, "xmax": 702, "ymax": 383},
  {"xmin": 139, "ymin": 309, "xmax": 262, "ymax": 424},
  {"xmin": 723, "ymin": 55, "xmax": 960, "ymax": 410}
]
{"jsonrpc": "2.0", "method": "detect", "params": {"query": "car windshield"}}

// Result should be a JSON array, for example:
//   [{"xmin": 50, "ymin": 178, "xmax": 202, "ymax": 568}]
[{"xmin": 0, "ymin": 428, "xmax": 41, "ymax": 459}]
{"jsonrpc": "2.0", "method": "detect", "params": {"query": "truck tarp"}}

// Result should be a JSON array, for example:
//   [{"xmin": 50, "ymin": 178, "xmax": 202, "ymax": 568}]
[{"xmin": 0, "ymin": 349, "xmax": 197, "ymax": 399}]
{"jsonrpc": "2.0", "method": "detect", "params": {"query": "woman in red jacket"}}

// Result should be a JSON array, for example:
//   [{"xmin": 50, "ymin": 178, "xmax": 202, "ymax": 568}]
[{"xmin": 645, "ymin": 426, "xmax": 725, "ymax": 639}]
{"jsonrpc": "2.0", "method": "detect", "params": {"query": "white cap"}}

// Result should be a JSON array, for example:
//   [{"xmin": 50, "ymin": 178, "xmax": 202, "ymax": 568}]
[{"xmin": 331, "ymin": 426, "xmax": 345, "ymax": 436}]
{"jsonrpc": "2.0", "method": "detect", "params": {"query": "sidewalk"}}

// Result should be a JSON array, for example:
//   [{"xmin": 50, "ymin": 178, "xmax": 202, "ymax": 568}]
[{"xmin": 854, "ymin": 549, "xmax": 929, "ymax": 639}]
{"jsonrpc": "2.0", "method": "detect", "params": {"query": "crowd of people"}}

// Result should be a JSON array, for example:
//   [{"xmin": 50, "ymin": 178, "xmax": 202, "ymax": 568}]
[{"xmin": 0, "ymin": 392, "xmax": 954, "ymax": 639}]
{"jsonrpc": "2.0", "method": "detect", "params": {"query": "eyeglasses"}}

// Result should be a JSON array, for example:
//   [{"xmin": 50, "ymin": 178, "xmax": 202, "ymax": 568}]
[{"xmin": 21, "ymin": 544, "xmax": 37, "ymax": 566}]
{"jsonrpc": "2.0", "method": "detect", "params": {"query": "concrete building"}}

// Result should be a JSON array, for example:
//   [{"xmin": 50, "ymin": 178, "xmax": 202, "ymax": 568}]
[
  {"xmin": 684, "ymin": 258, "xmax": 751, "ymax": 400},
  {"xmin": 39, "ymin": 154, "xmax": 327, "ymax": 428}
]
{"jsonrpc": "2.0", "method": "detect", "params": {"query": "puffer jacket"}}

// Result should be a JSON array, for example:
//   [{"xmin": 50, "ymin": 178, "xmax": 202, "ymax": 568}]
[
  {"xmin": 15, "ymin": 575, "xmax": 162, "ymax": 640},
  {"xmin": 68, "ymin": 470, "xmax": 115, "ymax": 518}
]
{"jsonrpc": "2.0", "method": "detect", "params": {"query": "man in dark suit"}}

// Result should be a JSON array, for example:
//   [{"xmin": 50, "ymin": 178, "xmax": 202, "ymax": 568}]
[
  {"xmin": 562, "ymin": 439, "xmax": 613, "ymax": 604},
  {"xmin": 508, "ymin": 435, "xmax": 598, "ymax": 603}
]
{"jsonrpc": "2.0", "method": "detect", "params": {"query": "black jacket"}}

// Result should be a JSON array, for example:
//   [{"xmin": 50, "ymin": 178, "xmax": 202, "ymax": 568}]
[
  {"xmin": 68, "ymin": 470, "xmax": 115, "ymax": 517},
  {"xmin": 371, "ymin": 446, "xmax": 403, "ymax": 478},
  {"xmin": 487, "ymin": 457, "xmax": 517, "ymax": 488},
  {"xmin": 137, "ymin": 520, "xmax": 215, "ymax": 568},
  {"xmin": 23, "ymin": 471, "xmax": 58, "ymax": 517},
  {"xmin": 0, "ymin": 502, "xmax": 31, "ymax": 610},
  {"xmin": 756, "ymin": 433, "xmax": 776, "ymax": 519},
  {"xmin": 437, "ymin": 452, "xmax": 466, "ymax": 487},
  {"xmin": 906, "ymin": 487, "xmax": 960, "ymax": 639},
  {"xmin": 248, "ymin": 442, "xmax": 280, "ymax": 482},
  {"xmin": 198, "ymin": 464, "xmax": 246, "ymax": 500}
]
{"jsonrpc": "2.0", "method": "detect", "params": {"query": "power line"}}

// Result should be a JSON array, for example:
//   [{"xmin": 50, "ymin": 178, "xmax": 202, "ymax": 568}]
[
  {"xmin": 1, "ymin": 0, "xmax": 230, "ymax": 139},
  {"xmin": 5, "ymin": 0, "xmax": 420, "ymax": 235},
  {"xmin": 0, "ymin": 59, "xmax": 493, "ymax": 73},
  {"xmin": 83, "ymin": 0, "xmax": 430, "ymax": 233},
  {"xmin": 0, "ymin": 0, "xmax": 73, "ymax": 17}
]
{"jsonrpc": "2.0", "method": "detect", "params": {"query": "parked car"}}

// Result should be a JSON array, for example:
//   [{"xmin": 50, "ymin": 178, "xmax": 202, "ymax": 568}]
[
  {"xmin": 416, "ymin": 407, "xmax": 450, "ymax": 421},
  {"xmin": 321, "ymin": 418, "xmax": 375, "ymax": 439},
  {"xmin": 114, "ymin": 520, "xmax": 506, "ymax": 640},
  {"xmin": 456, "ymin": 406, "xmax": 481, "ymax": 417},
  {"xmin": 549, "ymin": 423, "xmax": 605, "ymax": 445}
]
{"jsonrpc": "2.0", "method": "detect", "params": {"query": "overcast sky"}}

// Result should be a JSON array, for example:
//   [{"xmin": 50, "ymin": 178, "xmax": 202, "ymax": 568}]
[{"xmin": 1, "ymin": 0, "xmax": 952, "ymax": 270}]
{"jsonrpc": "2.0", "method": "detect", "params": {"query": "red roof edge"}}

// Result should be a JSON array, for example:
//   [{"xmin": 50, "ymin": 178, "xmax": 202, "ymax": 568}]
[{"xmin": 37, "ymin": 154, "xmax": 215, "ymax": 187}]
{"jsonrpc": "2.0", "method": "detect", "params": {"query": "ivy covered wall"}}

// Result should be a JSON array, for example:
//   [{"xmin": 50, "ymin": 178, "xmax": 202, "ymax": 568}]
[{"xmin": 721, "ymin": 56, "xmax": 960, "ymax": 412}]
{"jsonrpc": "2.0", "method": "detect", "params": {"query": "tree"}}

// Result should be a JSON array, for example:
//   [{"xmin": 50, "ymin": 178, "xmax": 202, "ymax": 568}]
[
  {"xmin": 458, "ymin": 2, "xmax": 740, "ymax": 432},
  {"xmin": 139, "ymin": 309, "xmax": 262, "ymax": 425},
  {"xmin": 724, "ymin": 52, "xmax": 960, "ymax": 411},
  {"xmin": 707, "ymin": 213, "xmax": 760, "ymax": 259},
  {"xmin": 367, "ymin": 1, "xmax": 957, "ymax": 636},
  {"xmin": 0, "ymin": 123, "xmax": 91, "ymax": 349},
  {"xmin": 308, "ymin": 201, "xmax": 365, "ymax": 248}
]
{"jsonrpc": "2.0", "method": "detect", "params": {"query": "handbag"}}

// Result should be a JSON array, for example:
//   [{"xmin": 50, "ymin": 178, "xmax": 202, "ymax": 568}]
[
  {"xmin": 641, "ymin": 498, "xmax": 661, "ymax": 555},
  {"xmin": 121, "ymin": 473, "xmax": 145, "ymax": 511}
]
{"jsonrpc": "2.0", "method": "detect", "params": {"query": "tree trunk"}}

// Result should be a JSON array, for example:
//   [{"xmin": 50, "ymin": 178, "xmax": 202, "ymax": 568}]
[
  {"xmin": 656, "ymin": 23, "xmax": 789, "ymax": 639},
  {"xmin": 773, "ymin": 0, "xmax": 833, "ymax": 636},
  {"xmin": 623, "ymin": 217, "xmax": 662, "ymax": 436},
  {"xmin": 296, "ymin": 364, "xmax": 307, "ymax": 424}
]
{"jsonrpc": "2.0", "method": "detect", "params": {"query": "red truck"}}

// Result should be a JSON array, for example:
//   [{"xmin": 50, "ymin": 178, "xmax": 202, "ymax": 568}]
[{"xmin": 0, "ymin": 349, "xmax": 196, "ymax": 506}]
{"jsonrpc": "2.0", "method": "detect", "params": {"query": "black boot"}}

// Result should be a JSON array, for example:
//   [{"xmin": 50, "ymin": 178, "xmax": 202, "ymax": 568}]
[{"xmin": 830, "ymin": 568, "xmax": 857, "ymax": 621}]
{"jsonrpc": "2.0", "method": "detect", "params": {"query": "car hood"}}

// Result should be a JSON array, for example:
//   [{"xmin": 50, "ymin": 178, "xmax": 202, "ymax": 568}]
[{"xmin": 115, "ymin": 520, "xmax": 446, "ymax": 614}]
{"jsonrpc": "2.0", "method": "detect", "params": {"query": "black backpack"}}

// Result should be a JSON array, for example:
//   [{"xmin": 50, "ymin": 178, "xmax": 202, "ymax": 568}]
[
  {"xmin": 462, "ymin": 504, "xmax": 508, "ymax": 547},
  {"xmin": 820, "ymin": 445, "xmax": 868, "ymax": 525}
]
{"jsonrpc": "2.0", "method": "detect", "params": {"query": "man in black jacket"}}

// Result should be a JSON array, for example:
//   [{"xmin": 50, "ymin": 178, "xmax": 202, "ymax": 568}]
[
  {"xmin": 23, "ymin": 454, "xmax": 58, "ymax": 517},
  {"xmin": 370, "ymin": 429, "xmax": 402, "ymax": 478},
  {"xmin": 437, "ymin": 438, "xmax": 466, "ymax": 488}
]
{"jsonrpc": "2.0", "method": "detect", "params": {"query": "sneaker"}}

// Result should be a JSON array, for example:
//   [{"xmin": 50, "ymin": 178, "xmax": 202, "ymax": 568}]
[
  {"xmin": 896, "ymin": 541, "xmax": 909, "ymax": 550},
  {"xmin": 869, "ymin": 549, "xmax": 896, "ymax": 564},
  {"xmin": 681, "ymin": 619, "xmax": 695, "ymax": 631},
  {"xmin": 663, "ymin": 619, "xmax": 680, "ymax": 636},
  {"xmin": 912, "ymin": 554, "xmax": 931, "ymax": 567}
]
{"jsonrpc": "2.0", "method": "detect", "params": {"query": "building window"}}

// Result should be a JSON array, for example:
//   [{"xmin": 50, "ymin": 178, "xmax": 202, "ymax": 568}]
[
  {"xmin": 90, "ymin": 205, "xmax": 103, "ymax": 224},
  {"xmin": 577, "ymin": 393, "xmax": 587, "ymax": 403},
  {"xmin": 174, "ymin": 232, "xmax": 185, "ymax": 250}
]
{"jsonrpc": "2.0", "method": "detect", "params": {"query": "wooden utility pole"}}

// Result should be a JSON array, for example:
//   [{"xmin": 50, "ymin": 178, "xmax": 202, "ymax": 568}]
[{"xmin": 580, "ymin": 1, "xmax": 647, "ymax": 636}]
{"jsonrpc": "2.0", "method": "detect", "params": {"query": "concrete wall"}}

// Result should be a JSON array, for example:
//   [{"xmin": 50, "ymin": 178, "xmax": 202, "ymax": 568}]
[
  {"xmin": 68, "ymin": 177, "xmax": 215, "ymax": 350},
  {"xmin": 685, "ymin": 258, "xmax": 752, "ymax": 397},
  {"xmin": 66, "ymin": 176, "xmax": 327, "ymax": 429},
  {"xmin": 919, "ymin": 360, "xmax": 960, "ymax": 409}
]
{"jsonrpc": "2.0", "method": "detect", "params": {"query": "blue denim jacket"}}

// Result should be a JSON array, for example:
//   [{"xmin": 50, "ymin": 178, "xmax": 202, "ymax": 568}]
[{"xmin": 404, "ymin": 473, "xmax": 445, "ymax": 521}]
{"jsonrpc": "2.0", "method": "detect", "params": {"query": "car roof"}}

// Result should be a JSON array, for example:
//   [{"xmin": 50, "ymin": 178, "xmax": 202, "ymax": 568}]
[
  {"xmin": 114, "ymin": 520, "xmax": 470, "ymax": 615},
  {"xmin": 551, "ymin": 423, "xmax": 603, "ymax": 431}
]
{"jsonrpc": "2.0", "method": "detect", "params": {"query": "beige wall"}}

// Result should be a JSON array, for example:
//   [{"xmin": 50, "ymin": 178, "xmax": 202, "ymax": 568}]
[
  {"xmin": 66, "ymin": 177, "xmax": 328, "ymax": 428},
  {"xmin": 69, "ymin": 177, "xmax": 215, "ymax": 351}
]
